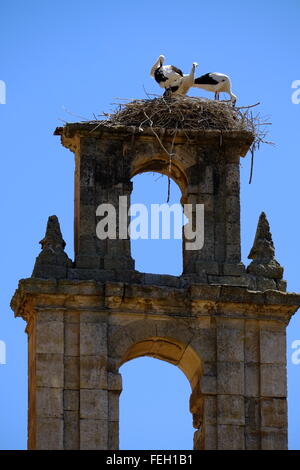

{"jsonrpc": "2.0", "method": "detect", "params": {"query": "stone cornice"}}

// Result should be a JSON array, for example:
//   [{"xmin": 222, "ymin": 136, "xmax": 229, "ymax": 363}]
[
  {"xmin": 54, "ymin": 124, "xmax": 254, "ymax": 158},
  {"xmin": 11, "ymin": 278, "xmax": 300, "ymax": 325}
]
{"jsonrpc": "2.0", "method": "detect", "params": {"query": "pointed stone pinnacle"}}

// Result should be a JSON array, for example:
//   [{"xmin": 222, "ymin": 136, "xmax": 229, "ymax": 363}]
[
  {"xmin": 39, "ymin": 215, "xmax": 66, "ymax": 252},
  {"xmin": 32, "ymin": 215, "xmax": 72, "ymax": 279},
  {"xmin": 248, "ymin": 212, "xmax": 275, "ymax": 262},
  {"xmin": 247, "ymin": 212, "xmax": 283, "ymax": 280}
]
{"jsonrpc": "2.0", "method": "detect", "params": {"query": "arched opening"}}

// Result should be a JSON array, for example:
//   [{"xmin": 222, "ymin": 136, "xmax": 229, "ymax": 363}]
[
  {"xmin": 130, "ymin": 173, "xmax": 185, "ymax": 276},
  {"xmin": 119, "ymin": 357, "xmax": 193, "ymax": 450},
  {"xmin": 118, "ymin": 336, "xmax": 204, "ymax": 450}
]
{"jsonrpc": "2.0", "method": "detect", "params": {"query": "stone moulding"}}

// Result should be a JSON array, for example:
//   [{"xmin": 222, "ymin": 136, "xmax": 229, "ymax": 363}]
[{"xmin": 11, "ymin": 279, "xmax": 300, "ymax": 325}]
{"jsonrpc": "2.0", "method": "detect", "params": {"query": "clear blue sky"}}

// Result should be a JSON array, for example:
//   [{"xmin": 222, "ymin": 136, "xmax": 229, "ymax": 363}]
[{"xmin": 0, "ymin": 0, "xmax": 299, "ymax": 450}]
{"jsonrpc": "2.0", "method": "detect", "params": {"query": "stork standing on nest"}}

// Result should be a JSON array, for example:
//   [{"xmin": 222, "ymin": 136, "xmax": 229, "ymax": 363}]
[
  {"xmin": 150, "ymin": 55, "xmax": 184, "ymax": 95},
  {"xmin": 173, "ymin": 61, "xmax": 198, "ymax": 96},
  {"xmin": 192, "ymin": 72, "xmax": 237, "ymax": 105},
  {"xmin": 150, "ymin": 55, "xmax": 198, "ymax": 97}
]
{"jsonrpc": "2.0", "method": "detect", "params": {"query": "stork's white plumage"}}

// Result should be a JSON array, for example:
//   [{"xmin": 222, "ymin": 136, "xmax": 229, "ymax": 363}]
[
  {"xmin": 192, "ymin": 72, "xmax": 237, "ymax": 105},
  {"xmin": 171, "ymin": 62, "xmax": 198, "ymax": 96},
  {"xmin": 150, "ymin": 55, "xmax": 184, "ymax": 95}
]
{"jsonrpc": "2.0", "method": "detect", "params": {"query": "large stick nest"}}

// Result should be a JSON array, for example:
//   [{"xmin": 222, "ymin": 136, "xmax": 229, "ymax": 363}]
[
  {"xmin": 100, "ymin": 96, "xmax": 262, "ymax": 135},
  {"xmin": 96, "ymin": 96, "xmax": 272, "ymax": 184}
]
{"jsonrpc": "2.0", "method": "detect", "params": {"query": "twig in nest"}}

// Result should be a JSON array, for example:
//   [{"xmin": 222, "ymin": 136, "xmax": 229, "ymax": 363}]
[
  {"xmin": 62, "ymin": 106, "xmax": 89, "ymax": 121},
  {"xmin": 167, "ymin": 177, "xmax": 171, "ymax": 203},
  {"xmin": 167, "ymin": 125, "xmax": 178, "ymax": 202},
  {"xmin": 249, "ymin": 148, "xmax": 254, "ymax": 184},
  {"xmin": 236, "ymin": 102, "xmax": 260, "ymax": 110}
]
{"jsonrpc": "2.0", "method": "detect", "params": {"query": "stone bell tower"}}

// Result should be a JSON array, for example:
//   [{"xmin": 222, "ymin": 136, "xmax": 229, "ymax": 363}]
[{"xmin": 11, "ymin": 99, "xmax": 300, "ymax": 450}]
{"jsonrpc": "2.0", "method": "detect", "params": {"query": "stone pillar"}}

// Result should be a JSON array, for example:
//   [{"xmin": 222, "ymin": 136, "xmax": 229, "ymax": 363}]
[
  {"xmin": 73, "ymin": 136, "xmax": 134, "ymax": 280},
  {"xmin": 27, "ymin": 307, "xmax": 65, "ymax": 450},
  {"xmin": 216, "ymin": 318, "xmax": 245, "ymax": 450},
  {"xmin": 79, "ymin": 311, "xmax": 108, "ymax": 449}
]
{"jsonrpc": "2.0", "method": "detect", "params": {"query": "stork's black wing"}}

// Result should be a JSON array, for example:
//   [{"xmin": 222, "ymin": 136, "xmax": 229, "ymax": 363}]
[
  {"xmin": 170, "ymin": 65, "xmax": 183, "ymax": 76},
  {"xmin": 194, "ymin": 73, "xmax": 219, "ymax": 85}
]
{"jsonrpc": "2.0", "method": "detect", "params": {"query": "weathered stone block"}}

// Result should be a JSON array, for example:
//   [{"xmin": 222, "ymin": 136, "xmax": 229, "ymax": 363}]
[
  {"xmin": 64, "ymin": 390, "xmax": 79, "ymax": 411},
  {"xmin": 256, "ymin": 278, "xmax": 277, "ymax": 291},
  {"xmin": 217, "ymin": 424, "xmax": 245, "ymax": 450},
  {"xmin": 64, "ymin": 410, "xmax": 79, "ymax": 450},
  {"xmin": 64, "ymin": 311, "xmax": 80, "ymax": 323},
  {"xmin": 260, "ymin": 364, "xmax": 287, "ymax": 397},
  {"xmin": 80, "ymin": 389, "xmax": 108, "ymax": 420},
  {"xmin": 201, "ymin": 361, "xmax": 217, "ymax": 395},
  {"xmin": 245, "ymin": 320, "xmax": 259, "ymax": 363},
  {"xmin": 107, "ymin": 372, "xmax": 122, "ymax": 392},
  {"xmin": 80, "ymin": 321, "xmax": 107, "ymax": 356},
  {"xmin": 36, "ymin": 321, "xmax": 64, "ymax": 354},
  {"xmin": 204, "ymin": 424, "xmax": 217, "ymax": 450},
  {"xmin": 226, "ymin": 195, "xmax": 240, "ymax": 224},
  {"xmin": 222, "ymin": 263, "xmax": 245, "ymax": 276},
  {"xmin": 217, "ymin": 395, "xmax": 245, "ymax": 425},
  {"xmin": 36, "ymin": 417, "xmax": 63, "ymax": 450},
  {"xmin": 108, "ymin": 325, "xmax": 134, "ymax": 359},
  {"xmin": 245, "ymin": 426, "xmax": 261, "ymax": 450},
  {"xmin": 155, "ymin": 321, "xmax": 193, "ymax": 348},
  {"xmin": 189, "ymin": 329, "xmax": 216, "ymax": 363},
  {"xmin": 245, "ymin": 397, "xmax": 260, "ymax": 428},
  {"xmin": 261, "ymin": 398, "xmax": 287, "ymax": 428},
  {"xmin": 65, "ymin": 322, "xmax": 79, "ymax": 356},
  {"xmin": 225, "ymin": 163, "xmax": 240, "ymax": 195},
  {"xmin": 203, "ymin": 396, "xmax": 217, "ymax": 425},
  {"xmin": 36, "ymin": 387, "xmax": 63, "ymax": 418},
  {"xmin": 36, "ymin": 309, "xmax": 64, "ymax": 322},
  {"xmin": 217, "ymin": 322, "xmax": 244, "ymax": 362},
  {"xmin": 80, "ymin": 419, "xmax": 108, "ymax": 450},
  {"xmin": 108, "ymin": 391, "xmax": 119, "ymax": 421},
  {"xmin": 217, "ymin": 362, "xmax": 244, "ymax": 395},
  {"xmin": 108, "ymin": 420, "xmax": 119, "ymax": 450},
  {"xmin": 64, "ymin": 356, "xmax": 80, "ymax": 389},
  {"xmin": 198, "ymin": 165, "xmax": 214, "ymax": 194},
  {"xmin": 36, "ymin": 353, "xmax": 64, "ymax": 388},
  {"xmin": 201, "ymin": 375, "xmax": 217, "ymax": 395},
  {"xmin": 226, "ymin": 223, "xmax": 240, "ymax": 244},
  {"xmin": 79, "ymin": 311, "xmax": 107, "ymax": 323},
  {"xmin": 80, "ymin": 356, "xmax": 107, "ymax": 389},
  {"xmin": 260, "ymin": 325, "xmax": 286, "ymax": 364},
  {"xmin": 245, "ymin": 363, "xmax": 260, "ymax": 397},
  {"xmin": 261, "ymin": 427, "xmax": 287, "ymax": 450},
  {"xmin": 225, "ymin": 244, "xmax": 241, "ymax": 263}
]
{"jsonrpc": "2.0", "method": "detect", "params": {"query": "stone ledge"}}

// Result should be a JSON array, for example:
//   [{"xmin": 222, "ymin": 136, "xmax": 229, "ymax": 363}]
[{"xmin": 11, "ymin": 278, "xmax": 300, "ymax": 324}]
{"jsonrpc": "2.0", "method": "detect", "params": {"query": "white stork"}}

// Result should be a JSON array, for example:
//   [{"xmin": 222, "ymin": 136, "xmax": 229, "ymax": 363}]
[
  {"xmin": 150, "ymin": 55, "xmax": 198, "ymax": 97},
  {"xmin": 172, "ymin": 61, "xmax": 198, "ymax": 96},
  {"xmin": 192, "ymin": 72, "xmax": 237, "ymax": 105},
  {"xmin": 150, "ymin": 55, "xmax": 184, "ymax": 95}
]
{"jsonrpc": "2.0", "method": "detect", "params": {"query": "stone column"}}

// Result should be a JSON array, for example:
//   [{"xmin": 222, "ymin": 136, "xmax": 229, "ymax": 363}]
[
  {"xmin": 79, "ymin": 311, "xmax": 109, "ymax": 449},
  {"xmin": 74, "ymin": 136, "xmax": 134, "ymax": 279},
  {"xmin": 216, "ymin": 318, "xmax": 245, "ymax": 450},
  {"xmin": 28, "ymin": 308, "xmax": 65, "ymax": 450},
  {"xmin": 259, "ymin": 320, "xmax": 288, "ymax": 449}
]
